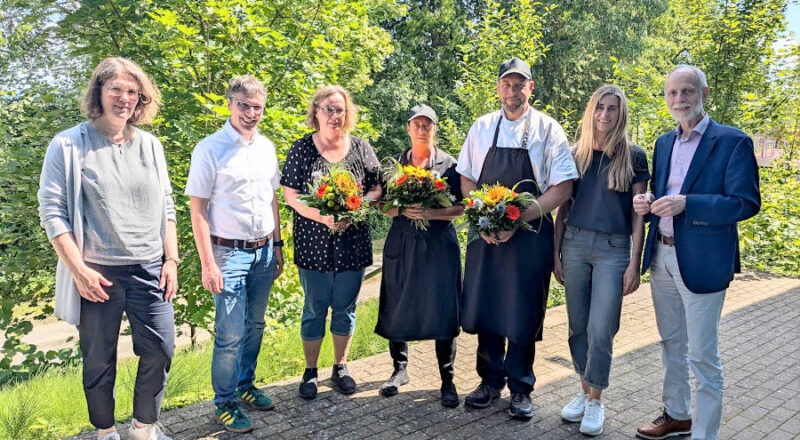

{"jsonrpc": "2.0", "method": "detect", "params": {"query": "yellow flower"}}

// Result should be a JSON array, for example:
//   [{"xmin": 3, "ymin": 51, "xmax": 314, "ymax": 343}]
[
  {"xmin": 484, "ymin": 185, "xmax": 509, "ymax": 206},
  {"xmin": 333, "ymin": 173, "xmax": 358, "ymax": 196},
  {"xmin": 401, "ymin": 165, "xmax": 432, "ymax": 179}
]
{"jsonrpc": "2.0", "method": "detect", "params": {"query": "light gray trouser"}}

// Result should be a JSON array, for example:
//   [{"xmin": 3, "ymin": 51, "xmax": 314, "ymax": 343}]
[{"xmin": 650, "ymin": 242, "xmax": 726, "ymax": 440}]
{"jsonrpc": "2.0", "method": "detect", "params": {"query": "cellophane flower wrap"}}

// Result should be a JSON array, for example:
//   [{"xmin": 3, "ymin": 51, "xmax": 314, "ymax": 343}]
[
  {"xmin": 463, "ymin": 181, "xmax": 538, "ymax": 242},
  {"xmin": 298, "ymin": 164, "xmax": 371, "ymax": 230},
  {"xmin": 381, "ymin": 158, "xmax": 454, "ymax": 230}
]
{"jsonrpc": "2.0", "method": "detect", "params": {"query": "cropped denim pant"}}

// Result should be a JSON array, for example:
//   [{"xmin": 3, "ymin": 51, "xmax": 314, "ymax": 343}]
[
  {"xmin": 211, "ymin": 243, "xmax": 276, "ymax": 407},
  {"xmin": 298, "ymin": 268, "xmax": 364, "ymax": 340},
  {"xmin": 561, "ymin": 225, "xmax": 630, "ymax": 389}
]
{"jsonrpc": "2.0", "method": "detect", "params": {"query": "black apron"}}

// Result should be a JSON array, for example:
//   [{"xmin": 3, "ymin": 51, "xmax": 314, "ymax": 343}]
[
  {"xmin": 375, "ymin": 154, "xmax": 462, "ymax": 341},
  {"xmin": 460, "ymin": 116, "xmax": 554, "ymax": 344}
]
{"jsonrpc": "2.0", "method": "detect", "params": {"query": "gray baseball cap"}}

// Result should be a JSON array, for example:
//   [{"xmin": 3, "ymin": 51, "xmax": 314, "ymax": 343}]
[
  {"xmin": 408, "ymin": 104, "xmax": 438, "ymax": 124},
  {"xmin": 498, "ymin": 57, "xmax": 532, "ymax": 80}
]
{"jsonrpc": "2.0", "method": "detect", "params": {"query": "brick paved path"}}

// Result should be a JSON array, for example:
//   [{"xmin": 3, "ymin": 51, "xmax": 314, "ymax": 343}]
[{"xmin": 74, "ymin": 274, "xmax": 800, "ymax": 439}]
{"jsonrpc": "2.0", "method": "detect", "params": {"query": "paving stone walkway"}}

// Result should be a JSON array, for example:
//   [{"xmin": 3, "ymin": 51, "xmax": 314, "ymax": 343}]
[{"xmin": 73, "ymin": 273, "xmax": 800, "ymax": 439}]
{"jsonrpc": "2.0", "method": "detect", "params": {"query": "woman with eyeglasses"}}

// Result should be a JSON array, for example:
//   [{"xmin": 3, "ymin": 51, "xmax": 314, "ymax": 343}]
[
  {"xmin": 37, "ymin": 57, "xmax": 177, "ymax": 440},
  {"xmin": 552, "ymin": 85, "xmax": 649, "ymax": 436},
  {"xmin": 374, "ymin": 104, "xmax": 464, "ymax": 408},
  {"xmin": 281, "ymin": 85, "xmax": 382, "ymax": 399}
]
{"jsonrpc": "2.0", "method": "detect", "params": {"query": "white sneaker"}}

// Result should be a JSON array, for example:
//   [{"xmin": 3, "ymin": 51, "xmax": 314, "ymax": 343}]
[
  {"xmin": 98, "ymin": 431, "xmax": 120, "ymax": 440},
  {"xmin": 128, "ymin": 419, "xmax": 172, "ymax": 440},
  {"xmin": 580, "ymin": 399, "xmax": 605, "ymax": 436},
  {"xmin": 561, "ymin": 392, "xmax": 588, "ymax": 422}
]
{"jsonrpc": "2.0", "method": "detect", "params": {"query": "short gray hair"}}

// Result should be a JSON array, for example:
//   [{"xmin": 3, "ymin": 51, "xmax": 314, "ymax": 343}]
[
  {"xmin": 666, "ymin": 64, "xmax": 708, "ymax": 89},
  {"xmin": 226, "ymin": 75, "xmax": 266, "ymax": 100}
]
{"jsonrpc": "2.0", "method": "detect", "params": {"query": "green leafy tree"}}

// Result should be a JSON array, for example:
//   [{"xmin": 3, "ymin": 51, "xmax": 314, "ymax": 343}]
[
  {"xmin": 456, "ymin": 0, "xmax": 552, "ymax": 122},
  {"xmin": 357, "ymin": 0, "xmax": 474, "ymax": 158},
  {"xmin": 532, "ymin": 0, "xmax": 668, "ymax": 134},
  {"xmin": 0, "ymin": 0, "xmax": 402, "ymax": 378},
  {"xmin": 665, "ymin": 0, "xmax": 787, "ymax": 130},
  {"xmin": 0, "ymin": 90, "xmax": 82, "ymax": 383}
]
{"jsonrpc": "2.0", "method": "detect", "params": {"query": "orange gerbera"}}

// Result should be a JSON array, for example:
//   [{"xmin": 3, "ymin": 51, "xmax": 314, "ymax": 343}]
[
  {"xmin": 316, "ymin": 183, "xmax": 328, "ymax": 199},
  {"xmin": 395, "ymin": 175, "xmax": 408, "ymax": 185},
  {"xmin": 346, "ymin": 195, "xmax": 362, "ymax": 210},
  {"xmin": 506, "ymin": 204, "xmax": 521, "ymax": 221},
  {"xmin": 433, "ymin": 180, "xmax": 446, "ymax": 190}
]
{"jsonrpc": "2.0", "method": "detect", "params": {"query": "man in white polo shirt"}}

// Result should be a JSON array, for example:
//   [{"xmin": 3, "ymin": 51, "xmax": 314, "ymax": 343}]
[{"xmin": 186, "ymin": 75, "xmax": 283, "ymax": 434}]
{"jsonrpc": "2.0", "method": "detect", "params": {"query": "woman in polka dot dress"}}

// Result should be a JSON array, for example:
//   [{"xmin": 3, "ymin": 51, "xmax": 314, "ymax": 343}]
[{"xmin": 282, "ymin": 85, "xmax": 382, "ymax": 399}]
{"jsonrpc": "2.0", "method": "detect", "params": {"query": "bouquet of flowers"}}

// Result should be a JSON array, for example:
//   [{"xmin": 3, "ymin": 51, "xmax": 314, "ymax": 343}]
[
  {"xmin": 463, "ymin": 181, "xmax": 540, "ymax": 242},
  {"xmin": 298, "ymin": 164, "xmax": 371, "ymax": 231},
  {"xmin": 381, "ymin": 159, "xmax": 454, "ymax": 230}
]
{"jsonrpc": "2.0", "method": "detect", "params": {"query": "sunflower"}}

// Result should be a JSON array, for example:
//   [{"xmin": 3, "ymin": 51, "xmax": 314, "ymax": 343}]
[
  {"xmin": 333, "ymin": 172, "xmax": 358, "ymax": 196},
  {"xmin": 402, "ymin": 165, "xmax": 432, "ymax": 179},
  {"xmin": 484, "ymin": 185, "xmax": 509, "ymax": 206}
]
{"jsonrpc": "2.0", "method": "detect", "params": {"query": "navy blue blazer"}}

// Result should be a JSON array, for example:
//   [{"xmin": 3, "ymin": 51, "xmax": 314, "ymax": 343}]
[{"xmin": 641, "ymin": 118, "xmax": 761, "ymax": 293}]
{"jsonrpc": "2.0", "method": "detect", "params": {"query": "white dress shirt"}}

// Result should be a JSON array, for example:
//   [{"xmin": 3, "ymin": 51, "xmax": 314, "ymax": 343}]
[{"xmin": 185, "ymin": 121, "xmax": 280, "ymax": 240}]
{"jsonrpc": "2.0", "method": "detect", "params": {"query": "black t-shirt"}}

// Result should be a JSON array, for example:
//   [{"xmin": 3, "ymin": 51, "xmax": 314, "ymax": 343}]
[
  {"xmin": 566, "ymin": 146, "xmax": 650, "ymax": 235},
  {"xmin": 281, "ymin": 134, "xmax": 381, "ymax": 272}
]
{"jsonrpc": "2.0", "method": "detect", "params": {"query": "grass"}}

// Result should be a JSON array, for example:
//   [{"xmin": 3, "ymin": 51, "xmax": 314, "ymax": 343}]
[
  {"xmin": 0, "ymin": 280, "xmax": 566, "ymax": 439},
  {"xmin": 0, "ymin": 298, "xmax": 385, "ymax": 440}
]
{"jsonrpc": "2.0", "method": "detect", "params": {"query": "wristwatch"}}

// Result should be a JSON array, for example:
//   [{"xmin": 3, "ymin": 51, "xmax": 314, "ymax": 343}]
[{"xmin": 273, "ymin": 239, "xmax": 284, "ymax": 247}]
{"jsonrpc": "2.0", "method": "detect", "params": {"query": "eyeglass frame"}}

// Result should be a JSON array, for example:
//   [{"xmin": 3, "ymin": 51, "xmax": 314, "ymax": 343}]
[
  {"xmin": 315, "ymin": 104, "xmax": 347, "ymax": 117},
  {"xmin": 232, "ymin": 99, "xmax": 266, "ymax": 114},
  {"xmin": 103, "ymin": 84, "xmax": 150, "ymax": 104}
]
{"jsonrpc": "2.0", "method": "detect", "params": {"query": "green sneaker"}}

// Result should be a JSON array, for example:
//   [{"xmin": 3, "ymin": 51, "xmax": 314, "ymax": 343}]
[
  {"xmin": 214, "ymin": 401, "xmax": 253, "ymax": 433},
  {"xmin": 237, "ymin": 385, "xmax": 275, "ymax": 410}
]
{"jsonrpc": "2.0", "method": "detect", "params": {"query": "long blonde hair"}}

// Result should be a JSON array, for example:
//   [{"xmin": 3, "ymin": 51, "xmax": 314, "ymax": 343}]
[{"xmin": 574, "ymin": 85, "xmax": 633, "ymax": 192}]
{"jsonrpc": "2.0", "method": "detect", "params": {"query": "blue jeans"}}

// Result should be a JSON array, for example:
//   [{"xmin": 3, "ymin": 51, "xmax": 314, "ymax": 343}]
[
  {"xmin": 650, "ymin": 242, "xmax": 725, "ymax": 440},
  {"xmin": 78, "ymin": 261, "xmax": 174, "ymax": 429},
  {"xmin": 298, "ymin": 268, "xmax": 364, "ymax": 340},
  {"xmin": 561, "ymin": 225, "xmax": 630, "ymax": 389},
  {"xmin": 211, "ymin": 243, "xmax": 276, "ymax": 407}
]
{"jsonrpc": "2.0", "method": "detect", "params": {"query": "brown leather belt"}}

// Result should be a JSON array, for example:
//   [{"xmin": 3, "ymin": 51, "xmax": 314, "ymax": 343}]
[
  {"xmin": 211, "ymin": 235, "xmax": 269, "ymax": 250},
  {"xmin": 657, "ymin": 232, "xmax": 675, "ymax": 246}
]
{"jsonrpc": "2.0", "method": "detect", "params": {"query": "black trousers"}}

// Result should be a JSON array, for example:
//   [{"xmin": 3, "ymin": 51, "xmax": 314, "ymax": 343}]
[
  {"xmin": 78, "ymin": 261, "xmax": 175, "ymax": 429},
  {"xmin": 476, "ymin": 332, "xmax": 536, "ymax": 395},
  {"xmin": 389, "ymin": 338, "xmax": 456, "ymax": 383}
]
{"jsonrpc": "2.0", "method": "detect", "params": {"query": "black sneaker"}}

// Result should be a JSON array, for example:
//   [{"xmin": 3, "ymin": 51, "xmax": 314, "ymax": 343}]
[
  {"xmin": 379, "ymin": 368, "xmax": 410, "ymax": 397},
  {"xmin": 508, "ymin": 392, "xmax": 533, "ymax": 420},
  {"xmin": 440, "ymin": 382, "xmax": 460, "ymax": 408},
  {"xmin": 298, "ymin": 368, "xmax": 318, "ymax": 400},
  {"xmin": 331, "ymin": 364, "xmax": 357, "ymax": 395},
  {"xmin": 464, "ymin": 382, "xmax": 501, "ymax": 409}
]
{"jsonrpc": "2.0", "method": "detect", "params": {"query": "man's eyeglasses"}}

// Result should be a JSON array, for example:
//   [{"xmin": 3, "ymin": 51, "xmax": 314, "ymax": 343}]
[
  {"xmin": 233, "ymin": 100, "xmax": 265, "ymax": 114},
  {"xmin": 104, "ymin": 85, "xmax": 146, "ymax": 102},
  {"xmin": 317, "ymin": 105, "xmax": 346, "ymax": 117}
]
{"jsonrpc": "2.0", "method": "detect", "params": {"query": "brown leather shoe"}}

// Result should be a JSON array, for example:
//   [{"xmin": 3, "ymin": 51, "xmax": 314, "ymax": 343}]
[{"xmin": 636, "ymin": 411, "xmax": 691, "ymax": 439}]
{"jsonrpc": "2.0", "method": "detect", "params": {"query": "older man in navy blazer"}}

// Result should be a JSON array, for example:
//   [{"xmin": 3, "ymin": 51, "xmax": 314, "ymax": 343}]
[{"xmin": 633, "ymin": 65, "xmax": 760, "ymax": 440}]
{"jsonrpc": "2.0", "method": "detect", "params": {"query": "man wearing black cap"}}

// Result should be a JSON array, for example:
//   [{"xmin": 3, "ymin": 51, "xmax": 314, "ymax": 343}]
[{"xmin": 456, "ymin": 57, "xmax": 578, "ymax": 419}]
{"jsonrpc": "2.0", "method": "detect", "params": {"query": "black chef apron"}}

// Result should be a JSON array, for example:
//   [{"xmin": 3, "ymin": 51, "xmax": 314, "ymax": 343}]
[
  {"xmin": 460, "ymin": 117, "xmax": 554, "ymax": 344},
  {"xmin": 375, "ymin": 152, "xmax": 461, "ymax": 341},
  {"xmin": 375, "ymin": 217, "xmax": 461, "ymax": 340}
]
